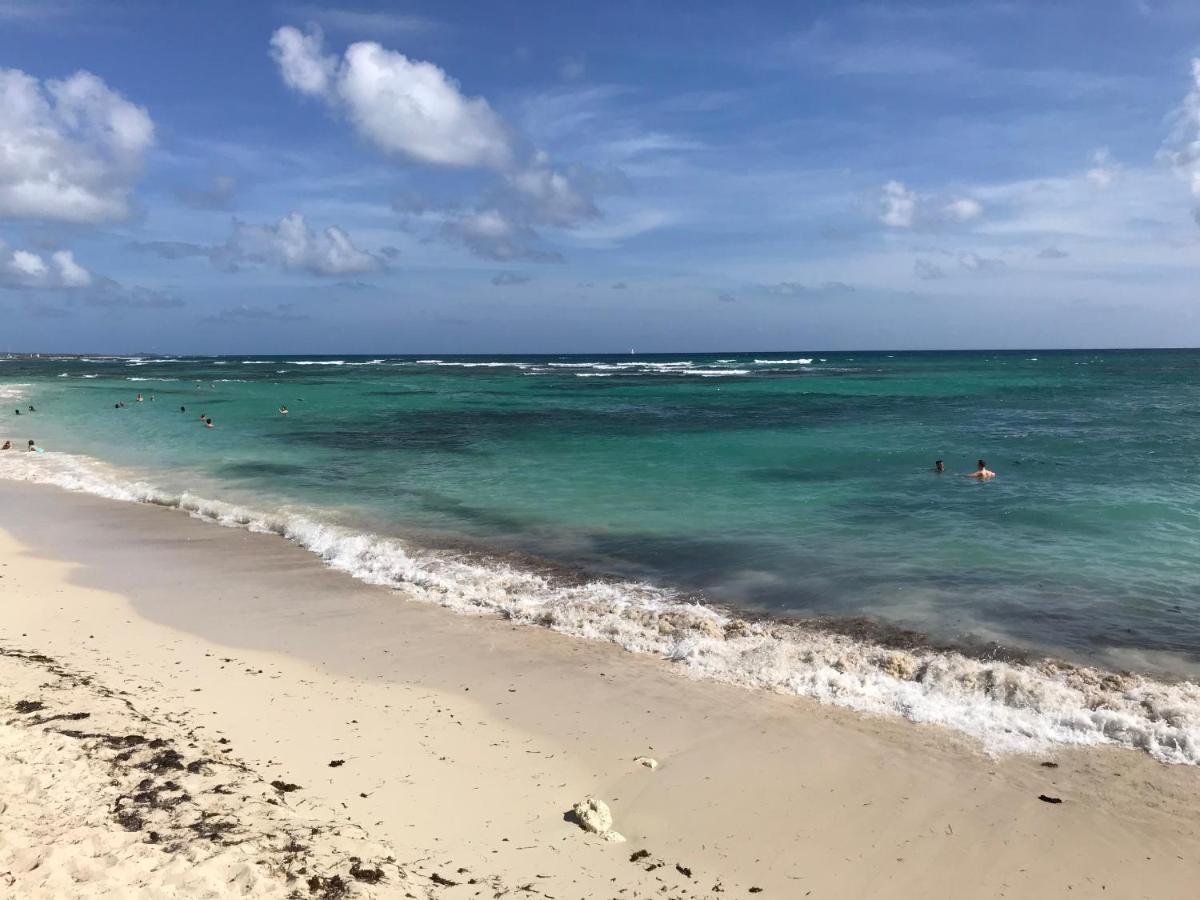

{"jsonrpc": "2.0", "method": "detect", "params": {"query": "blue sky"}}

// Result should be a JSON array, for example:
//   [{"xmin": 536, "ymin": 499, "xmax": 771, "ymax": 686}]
[{"xmin": 2, "ymin": 0, "xmax": 1200, "ymax": 353}]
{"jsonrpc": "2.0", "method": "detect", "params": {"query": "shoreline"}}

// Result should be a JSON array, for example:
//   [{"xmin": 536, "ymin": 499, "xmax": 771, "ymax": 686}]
[
  {"xmin": 1, "ymin": 478, "xmax": 1199, "ymax": 897},
  {"xmin": 1, "ymin": 447, "xmax": 1199, "ymax": 763}
]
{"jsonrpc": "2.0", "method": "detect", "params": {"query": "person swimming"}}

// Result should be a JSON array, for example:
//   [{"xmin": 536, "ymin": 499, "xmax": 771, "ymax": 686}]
[
  {"xmin": 933, "ymin": 460, "xmax": 945, "ymax": 473},
  {"xmin": 279, "ymin": 405, "xmax": 289, "ymax": 415},
  {"xmin": 1, "ymin": 440, "xmax": 10, "ymax": 450},
  {"xmin": 966, "ymin": 459, "xmax": 996, "ymax": 479},
  {"xmin": 14, "ymin": 408, "xmax": 19, "ymax": 415},
  {"xmin": 27, "ymin": 405, "xmax": 35, "ymax": 412},
  {"xmin": 26, "ymin": 439, "xmax": 37, "ymax": 451},
  {"xmin": 205, "ymin": 417, "xmax": 214, "ymax": 428},
  {"xmin": 180, "ymin": 406, "xmax": 186, "ymax": 413}
]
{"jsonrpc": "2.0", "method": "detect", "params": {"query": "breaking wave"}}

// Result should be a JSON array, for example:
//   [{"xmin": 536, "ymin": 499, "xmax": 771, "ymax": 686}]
[{"xmin": 1, "ymin": 449, "xmax": 1197, "ymax": 765}]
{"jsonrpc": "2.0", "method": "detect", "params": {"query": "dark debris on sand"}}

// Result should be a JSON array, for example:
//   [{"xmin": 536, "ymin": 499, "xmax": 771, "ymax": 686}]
[{"xmin": 1, "ymin": 641, "xmax": 410, "ymax": 898}]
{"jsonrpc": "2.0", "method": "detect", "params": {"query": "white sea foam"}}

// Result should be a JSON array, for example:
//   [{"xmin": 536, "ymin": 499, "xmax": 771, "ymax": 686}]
[
  {"xmin": 0, "ymin": 383, "xmax": 30, "ymax": 400},
  {"xmin": 410, "ymin": 361, "xmax": 530, "ymax": 369},
  {"xmin": 753, "ymin": 358, "xmax": 814, "ymax": 365},
  {"xmin": 684, "ymin": 369, "xmax": 750, "ymax": 376},
  {"xmin": 128, "ymin": 377, "xmax": 179, "ymax": 382},
  {"xmin": 288, "ymin": 360, "xmax": 346, "ymax": 366},
  {"xmin": 576, "ymin": 373, "xmax": 613, "ymax": 377},
  {"xmin": 1, "ymin": 450, "xmax": 1198, "ymax": 765}
]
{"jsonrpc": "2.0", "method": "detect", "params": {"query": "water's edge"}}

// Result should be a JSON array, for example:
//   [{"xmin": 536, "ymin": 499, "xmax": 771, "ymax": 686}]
[{"xmin": 1, "ymin": 446, "xmax": 1196, "ymax": 765}]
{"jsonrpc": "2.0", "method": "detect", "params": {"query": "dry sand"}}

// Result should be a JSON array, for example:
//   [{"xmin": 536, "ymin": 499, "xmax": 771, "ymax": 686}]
[{"xmin": 0, "ymin": 479, "xmax": 1198, "ymax": 899}]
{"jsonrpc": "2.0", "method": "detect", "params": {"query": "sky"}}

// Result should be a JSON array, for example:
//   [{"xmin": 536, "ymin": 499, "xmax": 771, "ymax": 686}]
[{"xmin": 2, "ymin": 0, "xmax": 1200, "ymax": 354}]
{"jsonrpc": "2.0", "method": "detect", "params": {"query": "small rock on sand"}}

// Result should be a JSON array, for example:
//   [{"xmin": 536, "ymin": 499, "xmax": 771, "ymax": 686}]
[{"xmin": 571, "ymin": 796, "xmax": 626, "ymax": 843}]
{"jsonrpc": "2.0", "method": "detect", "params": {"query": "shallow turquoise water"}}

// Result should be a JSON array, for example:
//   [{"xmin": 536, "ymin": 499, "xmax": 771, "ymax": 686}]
[{"xmin": 4, "ymin": 350, "xmax": 1199, "ymax": 675}]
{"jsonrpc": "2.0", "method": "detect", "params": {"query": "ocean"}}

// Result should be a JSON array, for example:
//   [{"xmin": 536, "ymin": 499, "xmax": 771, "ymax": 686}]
[{"xmin": 2, "ymin": 350, "xmax": 1198, "ymax": 762}]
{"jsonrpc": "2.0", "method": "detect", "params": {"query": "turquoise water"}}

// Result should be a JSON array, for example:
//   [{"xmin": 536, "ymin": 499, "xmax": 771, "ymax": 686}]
[{"xmin": 3, "ymin": 350, "xmax": 1199, "ymax": 678}]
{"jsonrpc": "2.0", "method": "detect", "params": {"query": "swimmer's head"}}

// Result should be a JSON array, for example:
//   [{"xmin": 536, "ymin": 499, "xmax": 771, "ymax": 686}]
[
  {"xmin": 977, "ymin": 459, "xmax": 986, "ymax": 470},
  {"xmin": 934, "ymin": 460, "xmax": 945, "ymax": 472}
]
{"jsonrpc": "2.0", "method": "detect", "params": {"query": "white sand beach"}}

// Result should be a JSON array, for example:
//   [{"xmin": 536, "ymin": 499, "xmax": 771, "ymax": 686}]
[{"xmin": 1, "ymin": 479, "xmax": 1198, "ymax": 899}]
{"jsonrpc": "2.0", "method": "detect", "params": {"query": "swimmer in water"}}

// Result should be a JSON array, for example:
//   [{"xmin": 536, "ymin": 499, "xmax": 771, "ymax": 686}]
[
  {"xmin": 966, "ymin": 459, "xmax": 996, "ymax": 480},
  {"xmin": 205, "ymin": 417, "xmax": 214, "ymax": 428},
  {"xmin": 1, "ymin": 441, "xmax": 10, "ymax": 450},
  {"xmin": 27, "ymin": 440, "xmax": 37, "ymax": 451},
  {"xmin": 180, "ymin": 406, "xmax": 186, "ymax": 413},
  {"xmin": 279, "ymin": 405, "xmax": 288, "ymax": 415},
  {"xmin": 933, "ymin": 460, "xmax": 945, "ymax": 473},
  {"xmin": 136, "ymin": 393, "xmax": 143, "ymax": 402}
]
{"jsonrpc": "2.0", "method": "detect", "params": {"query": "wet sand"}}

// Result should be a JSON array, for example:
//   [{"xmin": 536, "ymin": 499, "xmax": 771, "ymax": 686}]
[{"xmin": 1, "ymin": 479, "xmax": 1198, "ymax": 898}]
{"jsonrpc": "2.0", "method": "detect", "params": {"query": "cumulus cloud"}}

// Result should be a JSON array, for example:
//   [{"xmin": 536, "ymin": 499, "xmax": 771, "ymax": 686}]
[
  {"xmin": 506, "ymin": 154, "xmax": 598, "ymax": 226},
  {"xmin": 133, "ymin": 214, "xmax": 382, "ymax": 276},
  {"xmin": 913, "ymin": 258, "xmax": 945, "ymax": 280},
  {"xmin": 270, "ymin": 26, "xmax": 599, "ymax": 260},
  {"xmin": 0, "ymin": 242, "xmax": 92, "ymax": 288},
  {"xmin": 445, "ymin": 208, "xmax": 562, "ymax": 262},
  {"xmin": 879, "ymin": 180, "xmax": 916, "ymax": 227},
  {"xmin": 490, "ymin": 271, "xmax": 530, "ymax": 286},
  {"xmin": 878, "ymin": 180, "xmax": 982, "ymax": 229},
  {"xmin": 1160, "ymin": 58, "xmax": 1200, "ymax": 224},
  {"xmin": 218, "ymin": 212, "xmax": 384, "ymax": 275},
  {"xmin": 271, "ymin": 25, "xmax": 512, "ymax": 169},
  {"xmin": 1085, "ymin": 147, "xmax": 1120, "ymax": 189},
  {"xmin": 0, "ymin": 67, "xmax": 154, "ymax": 223}
]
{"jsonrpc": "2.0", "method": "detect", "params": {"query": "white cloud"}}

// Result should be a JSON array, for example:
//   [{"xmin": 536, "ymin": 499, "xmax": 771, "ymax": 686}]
[
  {"xmin": 506, "ymin": 154, "xmax": 597, "ymax": 226},
  {"xmin": 943, "ymin": 197, "xmax": 983, "ymax": 222},
  {"xmin": 215, "ymin": 211, "xmax": 383, "ymax": 276},
  {"xmin": 270, "ymin": 25, "xmax": 599, "ymax": 261},
  {"xmin": 0, "ymin": 68, "xmax": 154, "ymax": 224},
  {"xmin": 269, "ymin": 25, "xmax": 337, "ymax": 96},
  {"xmin": 270, "ymin": 25, "xmax": 512, "ymax": 169},
  {"xmin": 879, "ymin": 180, "xmax": 915, "ymax": 227},
  {"xmin": 1160, "ymin": 58, "xmax": 1200, "ymax": 223},
  {"xmin": 1086, "ymin": 147, "xmax": 1119, "ymax": 188},
  {"xmin": 446, "ymin": 207, "xmax": 561, "ymax": 262},
  {"xmin": 0, "ymin": 242, "xmax": 92, "ymax": 288},
  {"xmin": 879, "ymin": 180, "xmax": 983, "ymax": 229},
  {"xmin": 958, "ymin": 251, "xmax": 1006, "ymax": 272}
]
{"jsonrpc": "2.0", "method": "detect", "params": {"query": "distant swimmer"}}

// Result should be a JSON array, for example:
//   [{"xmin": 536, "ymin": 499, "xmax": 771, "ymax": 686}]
[
  {"xmin": 933, "ymin": 460, "xmax": 945, "ymax": 473},
  {"xmin": 966, "ymin": 459, "xmax": 996, "ymax": 480},
  {"xmin": 199, "ymin": 413, "xmax": 206, "ymax": 421},
  {"xmin": 279, "ymin": 405, "xmax": 288, "ymax": 415},
  {"xmin": 180, "ymin": 406, "xmax": 186, "ymax": 413},
  {"xmin": 136, "ymin": 393, "xmax": 144, "ymax": 402},
  {"xmin": 1, "ymin": 440, "xmax": 10, "ymax": 450},
  {"xmin": 14, "ymin": 408, "xmax": 19, "ymax": 415},
  {"xmin": 27, "ymin": 439, "xmax": 37, "ymax": 451},
  {"xmin": 28, "ymin": 405, "xmax": 35, "ymax": 412},
  {"xmin": 205, "ymin": 417, "xmax": 214, "ymax": 428}
]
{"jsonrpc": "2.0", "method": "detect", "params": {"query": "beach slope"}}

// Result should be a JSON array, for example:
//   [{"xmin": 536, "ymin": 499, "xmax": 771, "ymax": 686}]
[{"xmin": 1, "ymin": 480, "xmax": 1198, "ymax": 898}]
